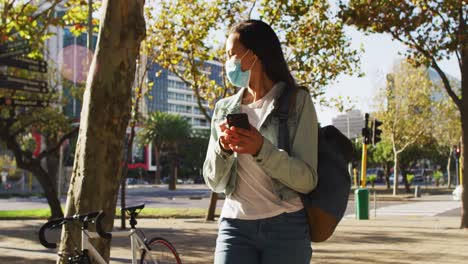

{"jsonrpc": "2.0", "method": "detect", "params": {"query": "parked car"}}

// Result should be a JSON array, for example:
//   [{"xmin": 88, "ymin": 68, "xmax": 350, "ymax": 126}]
[
  {"xmin": 125, "ymin": 178, "xmax": 148, "ymax": 185},
  {"xmin": 193, "ymin": 176, "xmax": 205, "ymax": 184},
  {"xmin": 389, "ymin": 173, "xmax": 403, "ymax": 184}
]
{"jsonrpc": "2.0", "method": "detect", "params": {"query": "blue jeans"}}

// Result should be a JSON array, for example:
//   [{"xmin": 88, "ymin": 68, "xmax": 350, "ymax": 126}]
[{"xmin": 214, "ymin": 209, "xmax": 312, "ymax": 264}]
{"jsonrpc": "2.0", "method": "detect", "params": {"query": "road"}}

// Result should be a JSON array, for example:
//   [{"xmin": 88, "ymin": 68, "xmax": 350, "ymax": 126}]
[{"xmin": 0, "ymin": 184, "xmax": 461, "ymax": 217}]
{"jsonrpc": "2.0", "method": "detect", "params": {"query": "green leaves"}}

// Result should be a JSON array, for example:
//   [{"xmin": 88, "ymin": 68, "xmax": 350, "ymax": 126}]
[
  {"xmin": 374, "ymin": 61, "xmax": 435, "ymax": 153},
  {"xmin": 138, "ymin": 111, "xmax": 192, "ymax": 149},
  {"xmin": 341, "ymin": 0, "xmax": 464, "ymax": 72},
  {"xmin": 145, "ymin": 0, "xmax": 362, "ymax": 119}
]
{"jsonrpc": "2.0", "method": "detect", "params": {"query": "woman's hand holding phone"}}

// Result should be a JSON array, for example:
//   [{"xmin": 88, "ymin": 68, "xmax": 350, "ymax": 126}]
[
  {"xmin": 219, "ymin": 116, "xmax": 264, "ymax": 156},
  {"xmin": 219, "ymin": 121, "xmax": 234, "ymax": 153},
  {"xmin": 225, "ymin": 125, "xmax": 263, "ymax": 156}
]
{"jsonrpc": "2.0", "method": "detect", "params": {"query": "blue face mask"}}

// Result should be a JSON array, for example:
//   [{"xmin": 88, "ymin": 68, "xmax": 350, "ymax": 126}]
[{"xmin": 225, "ymin": 50, "xmax": 257, "ymax": 88}]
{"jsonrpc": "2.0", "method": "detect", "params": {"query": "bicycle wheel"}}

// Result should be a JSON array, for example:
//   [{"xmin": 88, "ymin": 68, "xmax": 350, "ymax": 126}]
[{"xmin": 140, "ymin": 237, "xmax": 182, "ymax": 264}]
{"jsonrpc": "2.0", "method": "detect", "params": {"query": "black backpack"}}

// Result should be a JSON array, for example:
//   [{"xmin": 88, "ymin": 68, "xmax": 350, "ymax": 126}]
[{"xmin": 277, "ymin": 86, "xmax": 353, "ymax": 242}]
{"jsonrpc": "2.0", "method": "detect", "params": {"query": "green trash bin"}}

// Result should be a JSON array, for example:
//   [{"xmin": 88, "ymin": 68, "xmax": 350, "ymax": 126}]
[{"xmin": 355, "ymin": 188, "xmax": 369, "ymax": 220}]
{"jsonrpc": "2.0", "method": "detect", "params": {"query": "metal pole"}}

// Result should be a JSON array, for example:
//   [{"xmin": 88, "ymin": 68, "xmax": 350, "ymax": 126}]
[
  {"xmin": 361, "ymin": 143, "xmax": 368, "ymax": 188},
  {"xmin": 373, "ymin": 191, "xmax": 377, "ymax": 218}
]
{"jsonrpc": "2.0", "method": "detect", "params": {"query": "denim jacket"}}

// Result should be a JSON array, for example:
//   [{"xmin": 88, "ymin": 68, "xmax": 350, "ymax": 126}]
[{"xmin": 202, "ymin": 83, "xmax": 318, "ymax": 202}]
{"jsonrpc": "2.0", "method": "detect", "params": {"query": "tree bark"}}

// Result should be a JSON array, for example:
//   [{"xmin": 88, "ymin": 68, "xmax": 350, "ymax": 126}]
[
  {"xmin": 206, "ymin": 192, "xmax": 218, "ymax": 221},
  {"xmin": 393, "ymin": 153, "xmax": 399, "ymax": 196},
  {"xmin": 30, "ymin": 160, "xmax": 63, "ymax": 218},
  {"xmin": 2, "ymin": 133, "xmax": 63, "ymax": 218},
  {"xmin": 57, "ymin": 0, "xmax": 146, "ymax": 262},
  {"xmin": 45, "ymin": 135, "xmax": 60, "ymax": 195},
  {"xmin": 460, "ymin": 28, "xmax": 467, "ymax": 228},
  {"xmin": 461, "ymin": 114, "xmax": 467, "ymax": 228}
]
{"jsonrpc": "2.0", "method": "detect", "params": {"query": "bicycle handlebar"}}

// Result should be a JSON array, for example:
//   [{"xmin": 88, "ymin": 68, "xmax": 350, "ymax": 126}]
[
  {"xmin": 38, "ymin": 210, "xmax": 112, "ymax": 249},
  {"xmin": 39, "ymin": 218, "xmax": 64, "ymax": 248}
]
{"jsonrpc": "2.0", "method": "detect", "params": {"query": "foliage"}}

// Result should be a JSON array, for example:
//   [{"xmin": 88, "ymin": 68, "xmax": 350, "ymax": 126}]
[
  {"xmin": 373, "ymin": 61, "xmax": 434, "ymax": 193},
  {"xmin": 145, "ymin": 0, "xmax": 362, "ymax": 120},
  {"xmin": 180, "ymin": 128, "xmax": 210, "ymax": 178},
  {"xmin": 138, "ymin": 111, "xmax": 191, "ymax": 185},
  {"xmin": 431, "ymin": 80, "xmax": 462, "ymax": 150},
  {"xmin": 54, "ymin": 0, "xmax": 102, "ymax": 36},
  {"xmin": 376, "ymin": 61, "xmax": 434, "ymax": 154},
  {"xmin": 0, "ymin": 0, "xmax": 64, "ymax": 54},
  {"xmin": 368, "ymin": 174, "xmax": 377, "ymax": 183},
  {"xmin": 368, "ymin": 139, "xmax": 393, "ymax": 168},
  {"xmin": 138, "ymin": 111, "xmax": 192, "ymax": 150},
  {"xmin": 257, "ymin": 0, "xmax": 363, "ymax": 99},
  {"xmin": 341, "ymin": 0, "xmax": 464, "ymax": 109}
]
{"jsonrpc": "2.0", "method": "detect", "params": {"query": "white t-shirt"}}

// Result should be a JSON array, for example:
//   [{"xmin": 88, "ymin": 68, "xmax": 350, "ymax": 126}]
[{"xmin": 220, "ymin": 83, "xmax": 303, "ymax": 220}]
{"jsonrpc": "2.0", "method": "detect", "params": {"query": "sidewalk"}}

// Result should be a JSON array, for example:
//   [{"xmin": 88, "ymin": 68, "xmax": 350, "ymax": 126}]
[{"xmin": 0, "ymin": 215, "xmax": 467, "ymax": 263}]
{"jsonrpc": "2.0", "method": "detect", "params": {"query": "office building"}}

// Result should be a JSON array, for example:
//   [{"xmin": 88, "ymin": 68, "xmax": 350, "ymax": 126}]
[{"xmin": 331, "ymin": 109, "xmax": 364, "ymax": 139}]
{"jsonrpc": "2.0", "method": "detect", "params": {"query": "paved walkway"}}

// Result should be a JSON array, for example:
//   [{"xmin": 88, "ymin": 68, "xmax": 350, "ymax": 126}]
[
  {"xmin": 1, "ymin": 215, "xmax": 467, "ymax": 264},
  {"xmin": 373, "ymin": 201, "xmax": 461, "ymax": 216}
]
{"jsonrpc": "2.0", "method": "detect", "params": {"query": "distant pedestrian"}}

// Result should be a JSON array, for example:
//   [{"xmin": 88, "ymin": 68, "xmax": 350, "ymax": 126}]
[
  {"xmin": 1, "ymin": 169, "xmax": 8, "ymax": 189},
  {"xmin": 203, "ymin": 20, "xmax": 318, "ymax": 264},
  {"xmin": 433, "ymin": 166, "xmax": 443, "ymax": 187}
]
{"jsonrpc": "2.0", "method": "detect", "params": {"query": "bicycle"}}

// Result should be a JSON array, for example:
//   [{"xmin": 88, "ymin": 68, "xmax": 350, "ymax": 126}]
[{"xmin": 39, "ymin": 203, "xmax": 183, "ymax": 264}]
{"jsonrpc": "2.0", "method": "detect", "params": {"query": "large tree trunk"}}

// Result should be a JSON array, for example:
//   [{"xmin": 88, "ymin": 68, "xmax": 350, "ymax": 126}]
[
  {"xmin": 3, "ymin": 134, "xmax": 63, "ymax": 218},
  {"xmin": 45, "ymin": 136, "xmax": 60, "ymax": 188},
  {"xmin": 393, "ymin": 153, "xmax": 399, "ymax": 196},
  {"xmin": 30, "ymin": 160, "xmax": 63, "ymax": 218},
  {"xmin": 57, "ymin": 1, "xmax": 146, "ymax": 262},
  {"xmin": 461, "ymin": 115, "xmax": 467, "ymax": 228},
  {"xmin": 120, "ymin": 126, "xmax": 135, "ymax": 230},
  {"xmin": 461, "ymin": 34, "xmax": 468, "ymax": 229},
  {"xmin": 206, "ymin": 192, "xmax": 218, "ymax": 221}
]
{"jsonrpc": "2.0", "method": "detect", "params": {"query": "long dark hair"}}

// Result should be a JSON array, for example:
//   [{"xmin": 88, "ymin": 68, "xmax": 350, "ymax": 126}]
[{"xmin": 230, "ymin": 19, "xmax": 296, "ymax": 89}]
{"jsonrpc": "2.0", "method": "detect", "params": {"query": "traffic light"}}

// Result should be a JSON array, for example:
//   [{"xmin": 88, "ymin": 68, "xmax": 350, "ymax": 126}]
[
  {"xmin": 362, "ymin": 113, "xmax": 370, "ymax": 145},
  {"xmin": 372, "ymin": 119, "xmax": 383, "ymax": 146},
  {"xmin": 454, "ymin": 146, "xmax": 461, "ymax": 159}
]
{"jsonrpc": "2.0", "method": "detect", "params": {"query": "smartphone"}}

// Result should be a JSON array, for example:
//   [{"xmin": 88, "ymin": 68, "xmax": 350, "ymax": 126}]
[{"xmin": 226, "ymin": 113, "xmax": 250, "ymax": 130}]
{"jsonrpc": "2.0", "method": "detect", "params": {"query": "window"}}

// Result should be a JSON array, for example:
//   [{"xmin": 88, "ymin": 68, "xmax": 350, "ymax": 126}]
[
  {"xmin": 194, "ymin": 118, "xmax": 208, "ymax": 127},
  {"xmin": 168, "ymin": 79, "xmax": 189, "ymax": 90},
  {"xmin": 168, "ymin": 92, "xmax": 186, "ymax": 101}
]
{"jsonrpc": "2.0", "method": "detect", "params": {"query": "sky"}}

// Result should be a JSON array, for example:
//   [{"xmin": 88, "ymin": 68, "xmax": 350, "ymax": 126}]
[{"xmin": 315, "ymin": 26, "xmax": 461, "ymax": 126}]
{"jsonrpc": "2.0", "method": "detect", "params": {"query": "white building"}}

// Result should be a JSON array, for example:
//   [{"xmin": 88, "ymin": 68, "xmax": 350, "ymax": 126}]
[{"xmin": 331, "ymin": 109, "xmax": 364, "ymax": 139}]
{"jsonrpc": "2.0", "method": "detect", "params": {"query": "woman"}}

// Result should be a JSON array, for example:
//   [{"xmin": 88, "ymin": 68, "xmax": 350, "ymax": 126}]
[{"xmin": 203, "ymin": 19, "xmax": 318, "ymax": 264}]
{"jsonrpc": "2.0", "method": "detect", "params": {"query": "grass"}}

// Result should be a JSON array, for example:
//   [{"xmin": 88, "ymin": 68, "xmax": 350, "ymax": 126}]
[
  {"xmin": 0, "ymin": 207, "xmax": 220, "ymax": 220},
  {"xmin": 0, "ymin": 208, "xmax": 51, "ymax": 219}
]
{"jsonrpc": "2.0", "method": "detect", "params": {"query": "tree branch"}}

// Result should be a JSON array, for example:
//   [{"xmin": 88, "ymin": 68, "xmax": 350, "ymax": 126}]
[
  {"xmin": 36, "ymin": 127, "xmax": 79, "ymax": 160},
  {"xmin": 33, "ymin": 0, "xmax": 62, "ymax": 37},
  {"xmin": 268, "ymin": 2, "xmax": 283, "ymax": 26},
  {"xmin": 384, "ymin": 25, "xmax": 462, "ymax": 110},
  {"xmin": 248, "ymin": 0, "xmax": 256, "ymax": 19},
  {"xmin": 188, "ymin": 47, "xmax": 212, "ymax": 122},
  {"xmin": 430, "ymin": 58, "xmax": 462, "ymax": 110}
]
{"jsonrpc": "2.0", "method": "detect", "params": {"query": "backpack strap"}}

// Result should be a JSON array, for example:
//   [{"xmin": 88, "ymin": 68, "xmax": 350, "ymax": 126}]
[{"xmin": 276, "ymin": 86, "xmax": 298, "ymax": 154}]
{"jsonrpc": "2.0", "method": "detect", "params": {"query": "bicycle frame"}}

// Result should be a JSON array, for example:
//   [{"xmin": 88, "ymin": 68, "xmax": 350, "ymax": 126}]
[{"xmin": 82, "ymin": 228, "xmax": 157, "ymax": 264}]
